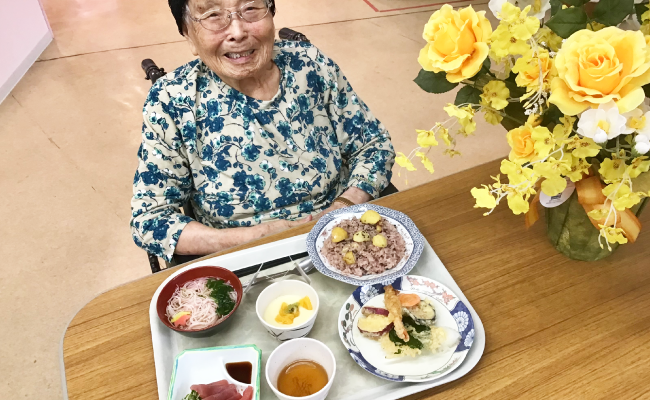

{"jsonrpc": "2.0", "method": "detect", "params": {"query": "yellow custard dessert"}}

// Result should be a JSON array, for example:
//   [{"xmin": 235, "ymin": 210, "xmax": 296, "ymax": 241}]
[{"xmin": 264, "ymin": 295, "xmax": 314, "ymax": 328}]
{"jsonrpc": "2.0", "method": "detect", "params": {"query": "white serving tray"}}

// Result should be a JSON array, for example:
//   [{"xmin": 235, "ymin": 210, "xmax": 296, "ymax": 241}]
[{"xmin": 150, "ymin": 234, "xmax": 485, "ymax": 400}]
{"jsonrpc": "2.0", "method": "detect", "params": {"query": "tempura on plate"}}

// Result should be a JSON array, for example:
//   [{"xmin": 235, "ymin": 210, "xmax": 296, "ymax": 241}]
[{"xmin": 358, "ymin": 285, "xmax": 460, "ymax": 358}]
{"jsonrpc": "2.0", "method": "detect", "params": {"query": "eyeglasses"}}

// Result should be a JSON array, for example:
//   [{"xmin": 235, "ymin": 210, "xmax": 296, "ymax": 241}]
[{"xmin": 187, "ymin": 0, "xmax": 270, "ymax": 32}]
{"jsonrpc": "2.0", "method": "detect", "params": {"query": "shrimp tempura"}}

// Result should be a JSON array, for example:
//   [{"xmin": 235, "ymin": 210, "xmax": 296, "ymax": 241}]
[{"xmin": 384, "ymin": 285, "xmax": 408, "ymax": 341}]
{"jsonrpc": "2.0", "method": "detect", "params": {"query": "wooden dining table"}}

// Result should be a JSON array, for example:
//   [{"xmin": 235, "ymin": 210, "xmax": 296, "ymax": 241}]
[{"xmin": 62, "ymin": 159, "xmax": 650, "ymax": 400}]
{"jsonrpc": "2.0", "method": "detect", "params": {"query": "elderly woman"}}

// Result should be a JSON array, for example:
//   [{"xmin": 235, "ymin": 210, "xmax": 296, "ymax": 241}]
[{"xmin": 130, "ymin": 0, "xmax": 395, "ymax": 262}]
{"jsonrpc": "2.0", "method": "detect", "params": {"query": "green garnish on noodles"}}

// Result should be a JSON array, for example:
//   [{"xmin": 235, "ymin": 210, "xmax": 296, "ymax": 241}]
[{"xmin": 206, "ymin": 278, "xmax": 236, "ymax": 316}]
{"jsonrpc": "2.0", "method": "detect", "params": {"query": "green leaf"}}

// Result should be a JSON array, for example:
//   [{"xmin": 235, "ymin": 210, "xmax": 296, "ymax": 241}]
[
  {"xmin": 541, "ymin": 104, "xmax": 564, "ymax": 127},
  {"xmin": 414, "ymin": 69, "xmax": 459, "ymax": 94},
  {"xmin": 593, "ymin": 0, "xmax": 634, "ymax": 26},
  {"xmin": 547, "ymin": 7, "xmax": 589, "ymax": 38},
  {"xmin": 454, "ymin": 85, "xmax": 482, "ymax": 106},
  {"xmin": 499, "ymin": 100, "xmax": 527, "ymax": 132},
  {"xmin": 480, "ymin": 57, "xmax": 491, "ymax": 75},
  {"xmin": 389, "ymin": 328, "xmax": 423, "ymax": 349},
  {"xmin": 550, "ymin": 0, "xmax": 562, "ymax": 16},
  {"xmin": 562, "ymin": 0, "xmax": 589, "ymax": 6},
  {"xmin": 402, "ymin": 316, "xmax": 428, "ymax": 333},
  {"xmin": 635, "ymin": 2, "xmax": 649, "ymax": 23},
  {"xmin": 504, "ymin": 72, "xmax": 526, "ymax": 99}
]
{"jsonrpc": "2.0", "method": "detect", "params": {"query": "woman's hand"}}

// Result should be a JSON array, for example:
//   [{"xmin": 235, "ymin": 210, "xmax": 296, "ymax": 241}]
[
  {"xmin": 314, "ymin": 201, "xmax": 347, "ymax": 220},
  {"xmin": 314, "ymin": 187, "xmax": 373, "ymax": 220}
]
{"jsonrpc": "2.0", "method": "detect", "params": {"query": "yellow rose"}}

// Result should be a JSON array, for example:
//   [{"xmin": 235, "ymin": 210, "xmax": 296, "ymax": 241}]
[
  {"xmin": 418, "ymin": 5, "xmax": 492, "ymax": 83},
  {"xmin": 506, "ymin": 124, "xmax": 550, "ymax": 164},
  {"xmin": 549, "ymin": 27, "xmax": 650, "ymax": 116}
]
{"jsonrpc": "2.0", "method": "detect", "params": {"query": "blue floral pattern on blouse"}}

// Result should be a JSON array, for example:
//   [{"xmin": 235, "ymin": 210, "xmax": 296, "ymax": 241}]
[{"xmin": 130, "ymin": 40, "xmax": 395, "ymax": 261}]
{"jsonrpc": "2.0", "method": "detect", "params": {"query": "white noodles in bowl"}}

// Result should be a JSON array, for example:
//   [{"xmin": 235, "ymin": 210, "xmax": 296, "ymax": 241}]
[{"xmin": 165, "ymin": 277, "xmax": 236, "ymax": 330}]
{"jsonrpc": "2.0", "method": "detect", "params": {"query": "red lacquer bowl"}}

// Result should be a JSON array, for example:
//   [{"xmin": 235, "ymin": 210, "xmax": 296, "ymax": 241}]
[{"xmin": 156, "ymin": 266, "xmax": 243, "ymax": 337}]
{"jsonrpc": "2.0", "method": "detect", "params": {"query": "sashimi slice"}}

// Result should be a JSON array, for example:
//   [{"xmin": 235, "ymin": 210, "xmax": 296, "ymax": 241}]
[
  {"xmin": 224, "ymin": 391, "xmax": 243, "ymax": 400},
  {"xmin": 203, "ymin": 385, "xmax": 238, "ymax": 400},
  {"xmin": 190, "ymin": 380, "xmax": 228, "ymax": 398},
  {"xmin": 241, "ymin": 386, "xmax": 253, "ymax": 400}
]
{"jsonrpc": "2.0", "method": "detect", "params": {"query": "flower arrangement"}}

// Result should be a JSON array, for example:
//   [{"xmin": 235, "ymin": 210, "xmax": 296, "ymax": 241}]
[{"xmin": 401, "ymin": 0, "xmax": 650, "ymax": 259}]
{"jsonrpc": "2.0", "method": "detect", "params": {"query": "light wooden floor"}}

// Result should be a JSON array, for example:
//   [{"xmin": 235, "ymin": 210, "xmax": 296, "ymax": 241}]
[{"xmin": 0, "ymin": 1, "xmax": 504, "ymax": 398}]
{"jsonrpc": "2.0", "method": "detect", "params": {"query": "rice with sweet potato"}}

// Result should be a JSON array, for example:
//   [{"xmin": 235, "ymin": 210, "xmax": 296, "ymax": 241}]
[{"xmin": 320, "ymin": 217, "xmax": 406, "ymax": 276}]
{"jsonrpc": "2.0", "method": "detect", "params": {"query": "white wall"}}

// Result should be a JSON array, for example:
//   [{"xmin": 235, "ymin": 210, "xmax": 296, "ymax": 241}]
[{"xmin": 0, "ymin": 0, "xmax": 52, "ymax": 104}]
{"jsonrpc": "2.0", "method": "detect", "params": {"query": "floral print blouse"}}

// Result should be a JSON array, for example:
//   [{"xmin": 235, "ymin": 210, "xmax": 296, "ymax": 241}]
[{"xmin": 130, "ymin": 40, "xmax": 395, "ymax": 261}]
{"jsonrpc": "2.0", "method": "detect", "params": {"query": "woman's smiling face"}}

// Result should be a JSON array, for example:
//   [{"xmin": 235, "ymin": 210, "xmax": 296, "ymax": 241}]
[{"xmin": 184, "ymin": 0, "xmax": 276, "ymax": 84}]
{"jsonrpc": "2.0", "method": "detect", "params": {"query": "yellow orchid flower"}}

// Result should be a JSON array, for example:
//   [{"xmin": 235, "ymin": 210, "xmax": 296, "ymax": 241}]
[
  {"xmin": 416, "ymin": 130, "xmax": 439, "ymax": 148},
  {"xmin": 471, "ymin": 187, "xmax": 497, "ymax": 210},
  {"xmin": 481, "ymin": 81, "xmax": 510, "ymax": 111},
  {"xmin": 507, "ymin": 192, "xmax": 530, "ymax": 215},
  {"xmin": 527, "ymin": 114, "xmax": 542, "ymax": 127},
  {"xmin": 480, "ymin": 99, "xmax": 504, "ymax": 125},
  {"xmin": 444, "ymin": 104, "xmax": 476, "ymax": 136},
  {"xmin": 553, "ymin": 116, "xmax": 576, "ymax": 142},
  {"xmin": 443, "ymin": 149, "xmax": 462, "ymax": 157},
  {"xmin": 599, "ymin": 158, "xmax": 627, "ymax": 183},
  {"xmin": 444, "ymin": 103, "xmax": 472, "ymax": 120},
  {"xmin": 565, "ymin": 155, "xmax": 591, "ymax": 182},
  {"xmin": 483, "ymin": 109, "xmax": 503, "ymax": 125},
  {"xmin": 588, "ymin": 208, "xmax": 609, "ymax": 222},
  {"xmin": 566, "ymin": 137, "xmax": 601, "ymax": 159},
  {"xmin": 542, "ymin": 174, "xmax": 568, "ymax": 197},
  {"xmin": 498, "ymin": 4, "xmax": 540, "ymax": 41},
  {"xmin": 599, "ymin": 225, "xmax": 628, "ymax": 245},
  {"xmin": 536, "ymin": 26, "xmax": 563, "ymax": 52},
  {"xmin": 437, "ymin": 124, "xmax": 452, "ymax": 146},
  {"xmin": 626, "ymin": 157, "xmax": 650, "ymax": 179},
  {"xmin": 603, "ymin": 184, "xmax": 644, "ymax": 210},
  {"xmin": 415, "ymin": 151, "xmax": 435, "ymax": 174},
  {"xmin": 552, "ymin": 124, "xmax": 571, "ymax": 144},
  {"xmin": 532, "ymin": 159, "xmax": 569, "ymax": 196},
  {"xmin": 531, "ymin": 125, "xmax": 554, "ymax": 159},
  {"xmin": 490, "ymin": 25, "xmax": 531, "ymax": 59},
  {"xmin": 512, "ymin": 49, "xmax": 555, "ymax": 100},
  {"xmin": 641, "ymin": 22, "xmax": 650, "ymax": 35},
  {"xmin": 395, "ymin": 152, "xmax": 416, "ymax": 171},
  {"xmin": 501, "ymin": 159, "xmax": 536, "ymax": 186},
  {"xmin": 498, "ymin": 2, "xmax": 522, "ymax": 23}
]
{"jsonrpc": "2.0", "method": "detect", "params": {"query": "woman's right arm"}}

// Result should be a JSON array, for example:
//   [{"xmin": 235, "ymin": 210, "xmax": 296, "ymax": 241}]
[
  {"xmin": 130, "ymin": 82, "xmax": 195, "ymax": 262},
  {"xmin": 174, "ymin": 216, "xmax": 312, "ymax": 256}
]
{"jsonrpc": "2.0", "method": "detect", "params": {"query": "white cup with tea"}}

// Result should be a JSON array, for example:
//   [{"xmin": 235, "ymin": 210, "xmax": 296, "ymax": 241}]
[{"xmin": 265, "ymin": 338, "xmax": 336, "ymax": 400}]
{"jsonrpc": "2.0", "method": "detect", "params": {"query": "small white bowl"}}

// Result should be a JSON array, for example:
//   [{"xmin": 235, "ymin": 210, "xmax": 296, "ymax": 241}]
[
  {"xmin": 255, "ymin": 280, "xmax": 319, "ymax": 341},
  {"xmin": 265, "ymin": 338, "xmax": 336, "ymax": 400}
]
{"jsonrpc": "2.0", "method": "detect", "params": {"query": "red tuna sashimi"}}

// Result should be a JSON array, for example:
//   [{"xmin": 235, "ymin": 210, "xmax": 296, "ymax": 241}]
[
  {"xmin": 224, "ymin": 391, "xmax": 243, "ymax": 400},
  {"xmin": 203, "ymin": 384, "xmax": 239, "ymax": 400},
  {"xmin": 241, "ymin": 386, "xmax": 253, "ymax": 400},
  {"xmin": 190, "ymin": 380, "xmax": 228, "ymax": 398}
]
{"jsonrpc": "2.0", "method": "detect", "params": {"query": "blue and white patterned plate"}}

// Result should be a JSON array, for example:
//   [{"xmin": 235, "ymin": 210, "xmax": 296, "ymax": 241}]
[
  {"xmin": 306, "ymin": 204, "xmax": 424, "ymax": 286},
  {"xmin": 337, "ymin": 275, "xmax": 474, "ymax": 382}
]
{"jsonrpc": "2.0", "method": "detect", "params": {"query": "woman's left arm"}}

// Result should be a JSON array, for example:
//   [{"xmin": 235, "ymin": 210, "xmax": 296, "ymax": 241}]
[{"xmin": 326, "ymin": 60, "xmax": 396, "ymax": 201}]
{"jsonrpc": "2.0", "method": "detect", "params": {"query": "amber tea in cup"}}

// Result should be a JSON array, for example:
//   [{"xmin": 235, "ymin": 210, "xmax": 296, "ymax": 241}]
[{"xmin": 276, "ymin": 359, "xmax": 328, "ymax": 397}]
